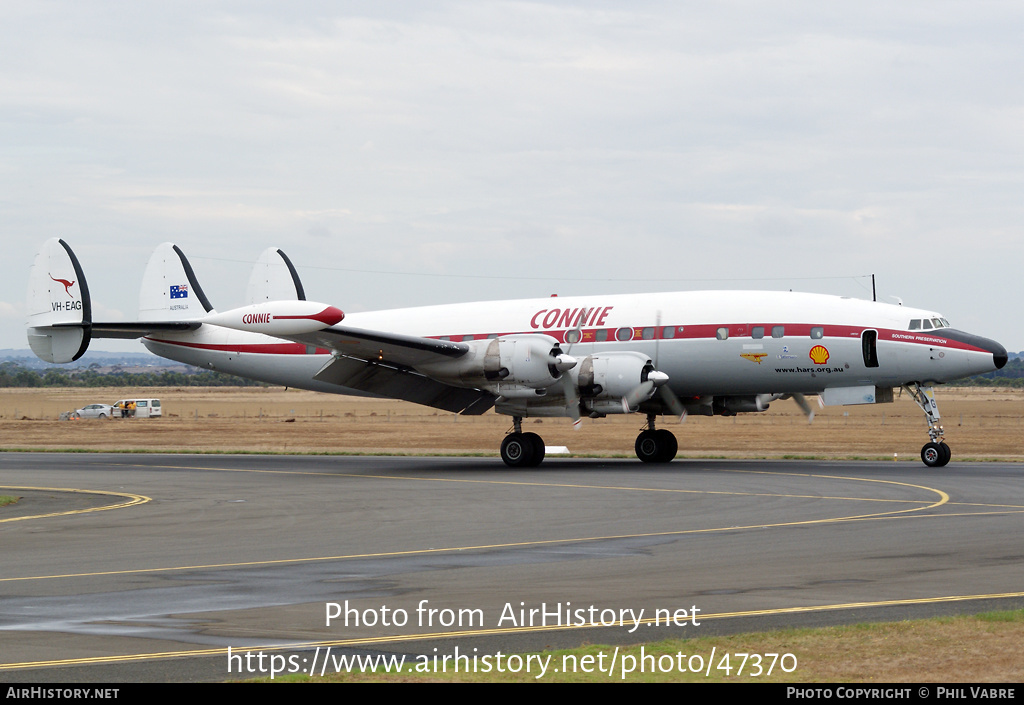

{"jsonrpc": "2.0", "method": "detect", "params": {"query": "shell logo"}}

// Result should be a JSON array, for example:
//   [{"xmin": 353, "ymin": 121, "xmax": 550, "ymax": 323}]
[{"xmin": 809, "ymin": 345, "xmax": 830, "ymax": 365}]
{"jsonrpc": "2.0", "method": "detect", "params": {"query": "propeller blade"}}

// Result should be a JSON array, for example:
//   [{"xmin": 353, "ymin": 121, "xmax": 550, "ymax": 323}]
[
  {"xmin": 560, "ymin": 374, "xmax": 582, "ymax": 428},
  {"xmin": 657, "ymin": 384, "xmax": 686, "ymax": 422},
  {"xmin": 792, "ymin": 393, "xmax": 815, "ymax": 423},
  {"xmin": 621, "ymin": 380, "xmax": 656, "ymax": 412}
]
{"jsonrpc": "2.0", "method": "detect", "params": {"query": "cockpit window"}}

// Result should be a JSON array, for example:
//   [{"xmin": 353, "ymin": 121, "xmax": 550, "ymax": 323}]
[{"xmin": 910, "ymin": 317, "xmax": 950, "ymax": 331}]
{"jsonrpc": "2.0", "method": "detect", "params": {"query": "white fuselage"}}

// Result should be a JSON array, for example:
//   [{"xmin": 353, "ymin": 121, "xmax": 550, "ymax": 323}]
[{"xmin": 142, "ymin": 290, "xmax": 1001, "ymax": 408}]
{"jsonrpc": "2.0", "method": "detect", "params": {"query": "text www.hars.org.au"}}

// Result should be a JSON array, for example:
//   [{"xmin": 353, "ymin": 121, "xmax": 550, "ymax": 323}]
[{"xmin": 228, "ymin": 646, "xmax": 797, "ymax": 680}]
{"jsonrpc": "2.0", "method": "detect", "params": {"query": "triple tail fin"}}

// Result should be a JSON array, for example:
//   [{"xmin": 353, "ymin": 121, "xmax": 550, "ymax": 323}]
[
  {"xmin": 26, "ymin": 238, "xmax": 92, "ymax": 363},
  {"xmin": 138, "ymin": 242, "xmax": 216, "ymax": 320},
  {"xmin": 245, "ymin": 247, "xmax": 306, "ymax": 304},
  {"xmin": 26, "ymin": 240, "xmax": 204, "ymax": 364}
]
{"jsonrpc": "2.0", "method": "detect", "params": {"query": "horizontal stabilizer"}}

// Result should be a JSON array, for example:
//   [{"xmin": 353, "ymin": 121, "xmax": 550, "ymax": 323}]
[
  {"xmin": 26, "ymin": 238, "xmax": 92, "ymax": 362},
  {"xmin": 90, "ymin": 321, "xmax": 201, "ymax": 339}
]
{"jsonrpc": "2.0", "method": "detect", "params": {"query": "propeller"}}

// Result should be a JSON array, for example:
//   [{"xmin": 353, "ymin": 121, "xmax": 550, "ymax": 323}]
[
  {"xmin": 561, "ymin": 374, "xmax": 582, "ymax": 428},
  {"xmin": 658, "ymin": 383, "xmax": 687, "ymax": 421},
  {"xmin": 621, "ymin": 370, "xmax": 668, "ymax": 413},
  {"xmin": 758, "ymin": 392, "xmax": 815, "ymax": 423},
  {"xmin": 785, "ymin": 393, "xmax": 816, "ymax": 423},
  {"xmin": 559, "ymin": 318, "xmax": 586, "ymax": 428},
  {"xmin": 652, "ymin": 309, "xmax": 686, "ymax": 421}
]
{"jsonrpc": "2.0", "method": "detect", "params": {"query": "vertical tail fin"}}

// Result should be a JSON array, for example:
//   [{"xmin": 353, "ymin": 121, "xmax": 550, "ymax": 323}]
[
  {"xmin": 138, "ymin": 243, "xmax": 215, "ymax": 321},
  {"xmin": 245, "ymin": 247, "xmax": 306, "ymax": 304},
  {"xmin": 26, "ymin": 238, "xmax": 92, "ymax": 363}
]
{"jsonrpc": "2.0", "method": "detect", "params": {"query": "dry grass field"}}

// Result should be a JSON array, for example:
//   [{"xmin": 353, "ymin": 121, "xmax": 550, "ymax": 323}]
[{"xmin": 1, "ymin": 386, "xmax": 1022, "ymax": 460}]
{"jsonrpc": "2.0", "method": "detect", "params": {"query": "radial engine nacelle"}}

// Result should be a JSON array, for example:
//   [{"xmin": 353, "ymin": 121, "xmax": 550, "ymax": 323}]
[
  {"xmin": 419, "ymin": 333, "xmax": 575, "ymax": 391},
  {"xmin": 204, "ymin": 301, "xmax": 344, "ymax": 335},
  {"xmin": 575, "ymin": 351, "xmax": 663, "ymax": 413}
]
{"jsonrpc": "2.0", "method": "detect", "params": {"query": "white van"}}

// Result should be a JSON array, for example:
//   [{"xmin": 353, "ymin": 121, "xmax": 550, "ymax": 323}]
[{"xmin": 112, "ymin": 399, "xmax": 162, "ymax": 418}]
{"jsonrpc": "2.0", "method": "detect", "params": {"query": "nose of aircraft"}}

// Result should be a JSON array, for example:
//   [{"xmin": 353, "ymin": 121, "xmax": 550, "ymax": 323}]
[
  {"xmin": 992, "ymin": 342, "xmax": 1008, "ymax": 370},
  {"xmin": 946, "ymin": 330, "xmax": 1007, "ymax": 371}
]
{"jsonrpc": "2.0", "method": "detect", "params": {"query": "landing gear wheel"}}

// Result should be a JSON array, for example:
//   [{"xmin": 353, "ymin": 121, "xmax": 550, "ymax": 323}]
[
  {"xmin": 635, "ymin": 429, "xmax": 677, "ymax": 463},
  {"xmin": 522, "ymin": 432, "xmax": 545, "ymax": 466},
  {"xmin": 501, "ymin": 433, "xmax": 536, "ymax": 468},
  {"xmin": 921, "ymin": 442, "xmax": 951, "ymax": 468},
  {"xmin": 636, "ymin": 430, "xmax": 660, "ymax": 463},
  {"xmin": 654, "ymin": 429, "xmax": 677, "ymax": 462}
]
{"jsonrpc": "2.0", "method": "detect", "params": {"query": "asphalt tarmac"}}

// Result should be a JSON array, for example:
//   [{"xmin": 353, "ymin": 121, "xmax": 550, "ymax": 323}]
[{"xmin": 1, "ymin": 452, "xmax": 1022, "ymax": 682}]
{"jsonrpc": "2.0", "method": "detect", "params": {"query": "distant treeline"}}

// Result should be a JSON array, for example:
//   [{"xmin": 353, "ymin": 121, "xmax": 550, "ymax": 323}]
[{"xmin": 0, "ymin": 363, "xmax": 269, "ymax": 388}]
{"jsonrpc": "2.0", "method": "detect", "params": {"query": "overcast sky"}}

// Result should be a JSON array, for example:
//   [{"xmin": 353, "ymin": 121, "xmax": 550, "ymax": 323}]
[{"xmin": 3, "ymin": 1, "xmax": 1022, "ymax": 354}]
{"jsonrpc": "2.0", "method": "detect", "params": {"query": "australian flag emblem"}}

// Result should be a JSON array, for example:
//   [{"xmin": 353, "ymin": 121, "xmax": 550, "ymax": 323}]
[{"xmin": 170, "ymin": 284, "xmax": 189, "ymax": 299}]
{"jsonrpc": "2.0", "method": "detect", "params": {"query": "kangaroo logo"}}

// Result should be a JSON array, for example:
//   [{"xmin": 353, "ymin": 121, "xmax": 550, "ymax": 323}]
[{"xmin": 49, "ymin": 274, "xmax": 76, "ymax": 298}]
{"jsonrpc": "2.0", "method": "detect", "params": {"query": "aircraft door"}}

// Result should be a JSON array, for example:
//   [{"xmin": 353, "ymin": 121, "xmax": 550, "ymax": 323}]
[{"xmin": 861, "ymin": 330, "xmax": 879, "ymax": 368}]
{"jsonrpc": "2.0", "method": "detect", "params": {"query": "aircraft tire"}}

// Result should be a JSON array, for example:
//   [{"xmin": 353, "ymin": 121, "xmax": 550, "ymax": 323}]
[
  {"xmin": 921, "ymin": 442, "xmax": 951, "ymax": 468},
  {"xmin": 654, "ymin": 429, "xmax": 677, "ymax": 462},
  {"xmin": 634, "ymin": 430, "xmax": 663, "ymax": 463},
  {"xmin": 521, "ymin": 432, "xmax": 545, "ymax": 466},
  {"xmin": 501, "ymin": 433, "xmax": 536, "ymax": 468},
  {"xmin": 939, "ymin": 442, "xmax": 951, "ymax": 466}
]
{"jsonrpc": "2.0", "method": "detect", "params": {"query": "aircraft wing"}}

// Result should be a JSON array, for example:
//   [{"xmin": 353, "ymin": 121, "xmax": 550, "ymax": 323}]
[
  {"xmin": 293, "ymin": 325, "xmax": 469, "ymax": 368},
  {"xmin": 286, "ymin": 326, "xmax": 495, "ymax": 415},
  {"xmin": 311, "ymin": 352, "xmax": 494, "ymax": 415}
]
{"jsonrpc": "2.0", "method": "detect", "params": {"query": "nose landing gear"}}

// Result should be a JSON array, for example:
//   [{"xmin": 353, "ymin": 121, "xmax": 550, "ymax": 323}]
[{"xmin": 904, "ymin": 384, "xmax": 951, "ymax": 467}]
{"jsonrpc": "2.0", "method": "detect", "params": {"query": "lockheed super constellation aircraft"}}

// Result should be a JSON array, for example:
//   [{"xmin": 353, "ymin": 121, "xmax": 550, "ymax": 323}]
[{"xmin": 27, "ymin": 238, "xmax": 1006, "ymax": 467}]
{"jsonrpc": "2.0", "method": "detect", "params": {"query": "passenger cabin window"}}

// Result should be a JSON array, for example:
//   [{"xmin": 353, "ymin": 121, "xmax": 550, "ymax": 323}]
[
  {"xmin": 810, "ymin": 327, "xmax": 823, "ymax": 339},
  {"xmin": 662, "ymin": 326, "xmax": 676, "ymax": 339},
  {"xmin": 751, "ymin": 326, "xmax": 765, "ymax": 339},
  {"xmin": 641, "ymin": 327, "xmax": 655, "ymax": 340},
  {"xmin": 716, "ymin": 327, "xmax": 729, "ymax": 340},
  {"xmin": 595, "ymin": 329, "xmax": 608, "ymax": 342},
  {"xmin": 772, "ymin": 326, "xmax": 785, "ymax": 338},
  {"xmin": 616, "ymin": 327, "xmax": 633, "ymax": 341},
  {"xmin": 565, "ymin": 329, "xmax": 581, "ymax": 344}
]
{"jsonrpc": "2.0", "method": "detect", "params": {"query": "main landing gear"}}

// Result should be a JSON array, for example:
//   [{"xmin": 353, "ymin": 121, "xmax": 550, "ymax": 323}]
[
  {"xmin": 500, "ymin": 417, "xmax": 545, "ymax": 467},
  {"xmin": 903, "ymin": 383, "xmax": 951, "ymax": 468},
  {"xmin": 635, "ymin": 414, "xmax": 678, "ymax": 463},
  {"xmin": 499, "ymin": 414, "xmax": 680, "ymax": 467}
]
